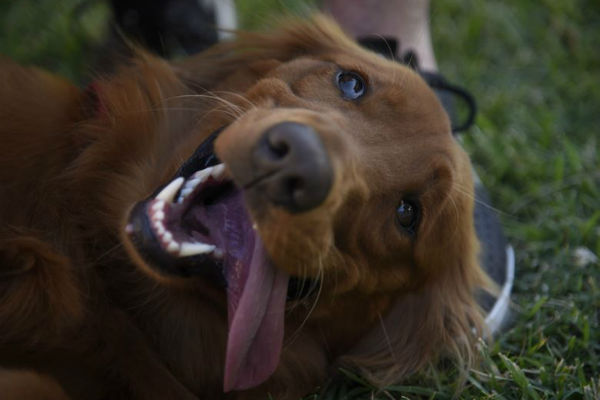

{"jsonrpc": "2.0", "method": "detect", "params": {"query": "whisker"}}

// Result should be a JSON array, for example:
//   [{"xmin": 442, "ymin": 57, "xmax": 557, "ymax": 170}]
[
  {"xmin": 376, "ymin": 311, "xmax": 397, "ymax": 365},
  {"xmin": 447, "ymin": 191, "xmax": 462, "ymax": 242},
  {"xmin": 284, "ymin": 264, "xmax": 324, "ymax": 349},
  {"xmin": 452, "ymin": 182, "xmax": 511, "ymax": 218},
  {"xmin": 369, "ymin": 33, "xmax": 398, "ymax": 85},
  {"xmin": 196, "ymin": 107, "xmax": 239, "ymax": 124},
  {"xmin": 90, "ymin": 242, "xmax": 124, "ymax": 265},
  {"xmin": 165, "ymin": 93, "xmax": 245, "ymax": 118},
  {"xmin": 211, "ymin": 90, "xmax": 257, "ymax": 110}
]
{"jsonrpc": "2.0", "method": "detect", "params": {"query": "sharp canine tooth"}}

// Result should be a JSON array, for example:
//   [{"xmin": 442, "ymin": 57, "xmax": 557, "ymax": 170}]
[
  {"xmin": 179, "ymin": 242, "xmax": 216, "ymax": 257},
  {"xmin": 152, "ymin": 200, "xmax": 165, "ymax": 211},
  {"xmin": 180, "ymin": 188, "xmax": 193, "ymax": 198},
  {"xmin": 197, "ymin": 169, "xmax": 211, "ymax": 182},
  {"xmin": 156, "ymin": 177, "xmax": 184, "ymax": 202},
  {"xmin": 175, "ymin": 163, "xmax": 227, "ymax": 203},
  {"xmin": 167, "ymin": 241, "xmax": 180, "ymax": 253},
  {"xmin": 211, "ymin": 164, "xmax": 225, "ymax": 178},
  {"xmin": 188, "ymin": 169, "xmax": 206, "ymax": 182},
  {"xmin": 184, "ymin": 178, "xmax": 201, "ymax": 190}
]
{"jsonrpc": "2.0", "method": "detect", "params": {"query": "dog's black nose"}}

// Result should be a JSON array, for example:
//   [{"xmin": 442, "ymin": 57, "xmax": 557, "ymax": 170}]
[{"xmin": 252, "ymin": 122, "xmax": 333, "ymax": 213}]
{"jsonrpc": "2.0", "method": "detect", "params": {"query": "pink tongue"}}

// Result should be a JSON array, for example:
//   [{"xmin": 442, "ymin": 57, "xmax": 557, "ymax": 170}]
[
  {"xmin": 222, "ymin": 232, "xmax": 290, "ymax": 392},
  {"xmin": 202, "ymin": 190, "xmax": 289, "ymax": 391}
]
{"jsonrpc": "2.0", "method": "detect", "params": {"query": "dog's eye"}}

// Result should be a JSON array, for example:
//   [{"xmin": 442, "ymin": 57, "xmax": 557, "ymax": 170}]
[
  {"xmin": 396, "ymin": 199, "xmax": 419, "ymax": 233},
  {"xmin": 336, "ymin": 71, "xmax": 366, "ymax": 100}
]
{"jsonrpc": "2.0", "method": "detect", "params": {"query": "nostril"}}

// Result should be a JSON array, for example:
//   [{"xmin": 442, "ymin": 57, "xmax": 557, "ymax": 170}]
[
  {"xmin": 268, "ymin": 137, "xmax": 290, "ymax": 159},
  {"xmin": 285, "ymin": 176, "xmax": 304, "ymax": 196},
  {"xmin": 252, "ymin": 121, "xmax": 333, "ymax": 213}
]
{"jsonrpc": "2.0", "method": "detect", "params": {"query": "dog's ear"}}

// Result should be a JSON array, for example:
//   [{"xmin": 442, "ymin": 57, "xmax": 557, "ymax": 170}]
[
  {"xmin": 340, "ymin": 252, "xmax": 487, "ymax": 387},
  {"xmin": 0, "ymin": 61, "xmax": 91, "ymax": 346},
  {"xmin": 224, "ymin": 14, "xmax": 361, "ymax": 62},
  {"xmin": 339, "ymin": 170, "xmax": 488, "ymax": 386},
  {"xmin": 174, "ymin": 14, "xmax": 363, "ymax": 89},
  {"xmin": 176, "ymin": 57, "xmax": 283, "ymax": 93}
]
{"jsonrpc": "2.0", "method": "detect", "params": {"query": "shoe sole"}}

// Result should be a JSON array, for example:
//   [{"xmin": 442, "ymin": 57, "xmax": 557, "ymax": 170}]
[{"xmin": 485, "ymin": 245, "xmax": 515, "ymax": 335}]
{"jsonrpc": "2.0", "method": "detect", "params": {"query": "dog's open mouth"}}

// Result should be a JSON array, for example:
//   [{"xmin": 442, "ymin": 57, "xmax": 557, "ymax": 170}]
[
  {"xmin": 130, "ymin": 164, "xmax": 241, "ymax": 274},
  {"xmin": 125, "ymin": 130, "xmax": 316, "ymax": 392}
]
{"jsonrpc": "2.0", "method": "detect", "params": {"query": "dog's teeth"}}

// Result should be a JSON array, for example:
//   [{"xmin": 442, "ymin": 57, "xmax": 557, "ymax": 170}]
[
  {"xmin": 154, "ymin": 210, "xmax": 165, "ymax": 221},
  {"xmin": 156, "ymin": 177, "xmax": 184, "ymax": 202},
  {"xmin": 179, "ymin": 242, "xmax": 216, "ymax": 257},
  {"xmin": 177, "ymin": 172, "xmax": 208, "ymax": 203},
  {"xmin": 151, "ymin": 200, "xmax": 165, "ymax": 212},
  {"xmin": 186, "ymin": 169, "xmax": 210, "ymax": 188},
  {"xmin": 195, "ymin": 168, "xmax": 212, "ymax": 181},
  {"xmin": 166, "ymin": 241, "xmax": 180, "ymax": 253},
  {"xmin": 162, "ymin": 231, "xmax": 173, "ymax": 242},
  {"xmin": 210, "ymin": 164, "xmax": 225, "ymax": 179},
  {"xmin": 176, "ymin": 163, "xmax": 228, "ymax": 203},
  {"xmin": 153, "ymin": 219, "xmax": 166, "ymax": 235},
  {"xmin": 179, "ymin": 188, "xmax": 194, "ymax": 198},
  {"xmin": 184, "ymin": 178, "xmax": 201, "ymax": 191}
]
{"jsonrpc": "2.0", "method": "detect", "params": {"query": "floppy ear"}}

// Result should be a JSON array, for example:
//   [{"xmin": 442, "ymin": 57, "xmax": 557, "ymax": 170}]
[
  {"xmin": 0, "ymin": 60, "xmax": 87, "ymax": 344},
  {"xmin": 174, "ymin": 14, "xmax": 361, "ymax": 89},
  {"xmin": 339, "ymin": 170, "xmax": 488, "ymax": 386},
  {"xmin": 339, "ymin": 250, "xmax": 487, "ymax": 387},
  {"xmin": 176, "ymin": 57, "xmax": 283, "ymax": 94}
]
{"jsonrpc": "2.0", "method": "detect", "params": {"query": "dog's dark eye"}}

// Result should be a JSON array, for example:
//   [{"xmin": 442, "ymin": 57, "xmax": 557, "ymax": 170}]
[
  {"xmin": 396, "ymin": 199, "xmax": 419, "ymax": 232},
  {"xmin": 336, "ymin": 71, "xmax": 366, "ymax": 100}
]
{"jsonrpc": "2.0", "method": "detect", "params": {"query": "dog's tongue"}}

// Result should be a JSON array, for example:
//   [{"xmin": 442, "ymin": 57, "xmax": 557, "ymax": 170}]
[{"xmin": 211, "ymin": 192, "xmax": 289, "ymax": 392}]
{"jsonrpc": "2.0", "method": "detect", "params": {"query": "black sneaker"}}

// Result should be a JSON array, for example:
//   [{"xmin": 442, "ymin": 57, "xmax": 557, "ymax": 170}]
[
  {"xmin": 109, "ymin": 0, "xmax": 237, "ymax": 57},
  {"xmin": 359, "ymin": 37, "xmax": 515, "ymax": 335}
]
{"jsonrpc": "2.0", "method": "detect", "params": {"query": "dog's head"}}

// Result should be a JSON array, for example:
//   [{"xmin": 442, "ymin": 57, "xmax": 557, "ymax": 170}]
[{"xmin": 80, "ymin": 15, "xmax": 488, "ymax": 394}]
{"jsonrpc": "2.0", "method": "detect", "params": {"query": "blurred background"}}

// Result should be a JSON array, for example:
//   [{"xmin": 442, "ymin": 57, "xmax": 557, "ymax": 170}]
[{"xmin": 1, "ymin": 0, "xmax": 598, "ymax": 397}]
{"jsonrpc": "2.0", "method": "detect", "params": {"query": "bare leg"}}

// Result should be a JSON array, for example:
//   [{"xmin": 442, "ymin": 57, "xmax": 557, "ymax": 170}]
[{"xmin": 322, "ymin": 0, "xmax": 438, "ymax": 71}]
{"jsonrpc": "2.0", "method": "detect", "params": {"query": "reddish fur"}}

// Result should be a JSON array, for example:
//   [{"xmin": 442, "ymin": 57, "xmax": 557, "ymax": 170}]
[{"xmin": 0, "ymin": 16, "xmax": 489, "ymax": 399}]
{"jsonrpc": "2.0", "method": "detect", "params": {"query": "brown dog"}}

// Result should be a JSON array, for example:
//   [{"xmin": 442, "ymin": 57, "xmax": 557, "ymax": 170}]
[{"xmin": 0, "ymin": 15, "xmax": 488, "ymax": 399}]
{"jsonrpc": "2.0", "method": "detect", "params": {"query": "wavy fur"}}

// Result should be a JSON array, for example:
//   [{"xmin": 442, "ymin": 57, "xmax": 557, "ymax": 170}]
[{"xmin": 0, "ymin": 15, "xmax": 489, "ymax": 399}]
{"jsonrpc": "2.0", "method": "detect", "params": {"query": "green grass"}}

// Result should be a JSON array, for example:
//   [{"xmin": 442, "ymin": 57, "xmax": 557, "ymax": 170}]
[
  {"xmin": 0, "ymin": 0, "xmax": 109, "ymax": 82},
  {"xmin": 2, "ymin": 0, "xmax": 599, "ymax": 398},
  {"xmin": 429, "ymin": 1, "xmax": 600, "ymax": 398}
]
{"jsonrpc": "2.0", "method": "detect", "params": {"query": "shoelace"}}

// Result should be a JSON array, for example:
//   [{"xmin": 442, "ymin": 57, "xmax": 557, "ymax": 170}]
[{"xmin": 358, "ymin": 37, "xmax": 477, "ymax": 133}]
